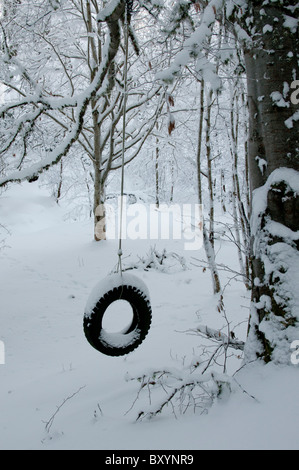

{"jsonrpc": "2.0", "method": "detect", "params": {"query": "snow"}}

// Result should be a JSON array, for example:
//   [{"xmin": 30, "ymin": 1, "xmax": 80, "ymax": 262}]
[
  {"xmin": 97, "ymin": 0, "xmax": 121, "ymax": 22},
  {"xmin": 0, "ymin": 38, "xmax": 112, "ymax": 188},
  {"xmin": 100, "ymin": 328, "xmax": 140, "ymax": 349},
  {"xmin": 251, "ymin": 167, "xmax": 299, "ymax": 249},
  {"xmin": 283, "ymin": 82, "xmax": 290, "ymax": 99},
  {"xmin": 251, "ymin": 167, "xmax": 299, "ymax": 238},
  {"xmin": 156, "ymin": 0, "xmax": 223, "ymax": 85},
  {"xmin": 285, "ymin": 110, "xmax": 299, "ymax": 129},
  {"xmin": 270, "ymin": 91, "xmax": 290, "ymax": 108},
  {"xmin": 255, "ymin": 156, "xmax": 267, "ymax": 175},
  {"xmin": 266, "ymin": 220, "xmax": 299, "ymax": 242},
  {"xmin": 85, "ymin": 272, "xmax": 151, "ymax": 319},
  {"xmin": 0, "ymin": 182, "xmax": 299, "ymax": 450},
  {"xmin": 283, "ymin": 15, "xmax": 298, "ymax": 33},
  {"xmin": 249, "ymin": 168, "xmax": 299, "ymax": 367},
  {"xmin": 263, "ymin": 24, "xmax": 273, "ymax": 34}
]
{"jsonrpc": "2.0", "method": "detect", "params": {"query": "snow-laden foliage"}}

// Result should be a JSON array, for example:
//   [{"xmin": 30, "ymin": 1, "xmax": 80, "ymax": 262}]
[
  {"xmin": 245, "ymin": 169, "xmax": 299, "ymax": 364},
  {"xmin": 0, "ymin": 0, "xmax": 162, "ymax": 194},
  {"xmin": 0, "ymin": 0, "xmax": 298, "ymax": 437}
]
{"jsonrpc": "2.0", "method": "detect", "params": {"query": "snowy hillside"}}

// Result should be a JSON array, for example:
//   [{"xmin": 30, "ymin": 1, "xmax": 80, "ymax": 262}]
[{"xmin": 0, "ymin": 182, "xmax": 298, "ymax": 450}]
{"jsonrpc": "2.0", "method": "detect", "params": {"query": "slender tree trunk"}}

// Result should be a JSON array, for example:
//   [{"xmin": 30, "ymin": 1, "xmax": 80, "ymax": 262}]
[
  {"xmin": 205, "ymin": 86, "xmax": 215, "ymax": 248},
  {"xmin": 93, "ymin": 106, "xmax": 106, "ymax": 241},
  {"xmin": 220, "ymin": 169, "xmax": 226, "ymax": 213},
  {"xmin": 170, "ymin": 153, "xmax": 174, "ymax": 203},
  {"xmin": 228, "ymin": 82, "xmax": 249, "ymax": 289},
  {"xmin": 243, "ymin": 1, "xmax": 299, "ymax": 364},
  {"xmin": 155, "ymin": 123, "xmax": 160, "ymax": 208},
  {"xmin": 56, "ymin": 159, "xmax": 63, "ymax": 204},
  {"xmin": 197, "ymin": 79, "xmax": 221, "ymax": 294},
  {"xmin": 196, "ymin": 79, "xmax": 205, "ymax": 207},
  {"xmin": 85, "ymin": 0, "xmax": 107, "ymax": 241}
]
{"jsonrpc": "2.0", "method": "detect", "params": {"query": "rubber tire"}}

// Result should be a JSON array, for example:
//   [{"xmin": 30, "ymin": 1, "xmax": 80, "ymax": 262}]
[{"xmin": 83, "ymin": 284, "xmax": 152, "ymax": 357}]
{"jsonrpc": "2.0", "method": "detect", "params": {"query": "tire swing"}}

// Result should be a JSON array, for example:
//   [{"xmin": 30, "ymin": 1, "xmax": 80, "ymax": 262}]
[
  {"xmin": 83, "ymin": 4, "xmax": 152, "ymax": 357},
  {"xmin": 83, "ymin": 273, "xmax": 152, "ymax": 357}
]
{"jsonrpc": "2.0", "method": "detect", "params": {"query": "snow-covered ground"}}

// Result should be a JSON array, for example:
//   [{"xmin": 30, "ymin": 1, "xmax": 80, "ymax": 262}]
[{"xmin": 0, "ymin": 182, "xmax": 298, "ymax": 450}]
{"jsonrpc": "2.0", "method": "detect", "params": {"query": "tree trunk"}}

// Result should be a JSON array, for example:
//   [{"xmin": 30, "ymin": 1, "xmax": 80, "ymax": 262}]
[
  {"xmin": 243, "ymin": 1, "xmax": 299, "ymax": 364},
  {"xmin": 196, "ymin": 79, "xmax": 204, "ymax": 207},
  {"xmin": 228, "ymin": 81, "xmax": 250, "ymax": 289},
  {"xmin": 155, "ymin": 123, "xmax": 160, "ymax": 208},
  {"xmin": 205, "ymin": 86, "xmax": 215, "ymax": 248},
  {"xmin": 56, "ymin": 159, "xmax": 63, "ymax": 204},
  {"xmin": 93, "ymin": 105, "xmax": 106, "ymax": 241},
  {"xmin": 220, "ymin": 169, "xmax": 226, "ymax": 213},
  {"xmin": 197, "ymin": 79, "xmax": 221, "ymax": 295}
]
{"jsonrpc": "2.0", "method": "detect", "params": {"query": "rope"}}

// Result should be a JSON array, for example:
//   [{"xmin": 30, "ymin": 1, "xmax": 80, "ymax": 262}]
[{"xmin": 117, "ymin": 3, "xmax": 130, "ymax": 275}]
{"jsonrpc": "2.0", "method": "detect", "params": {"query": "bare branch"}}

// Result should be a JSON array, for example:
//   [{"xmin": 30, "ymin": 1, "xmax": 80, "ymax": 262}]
[{"xmin": 43, "ymin": 385, "xmax": 86, "ymax": 434}]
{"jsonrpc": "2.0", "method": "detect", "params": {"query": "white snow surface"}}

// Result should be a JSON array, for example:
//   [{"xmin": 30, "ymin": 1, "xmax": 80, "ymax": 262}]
[{"xmin": 0, "ymin": 182, "xmax": 299, "ymax": 450}]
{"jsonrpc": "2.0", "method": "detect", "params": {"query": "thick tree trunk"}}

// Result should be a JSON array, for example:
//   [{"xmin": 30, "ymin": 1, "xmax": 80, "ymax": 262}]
[{"xmin": 243, "ymin": 1, "xmax": 299, "ymax": 364}]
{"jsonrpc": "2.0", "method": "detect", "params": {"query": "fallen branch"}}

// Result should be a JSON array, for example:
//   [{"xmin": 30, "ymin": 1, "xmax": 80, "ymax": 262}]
[
  {"xmin": 126, "ymin": 369, "xmax": 233, "ymax": 421},
  {"xmin": 189, "ymin": 324, "xmax": 245, "ymax": 351}
]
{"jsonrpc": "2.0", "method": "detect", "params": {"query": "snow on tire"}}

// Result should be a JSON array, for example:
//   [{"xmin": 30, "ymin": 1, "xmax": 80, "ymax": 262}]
[{"xmin": 84, "ymin": 273, "xmax": 152, "ymax": 356}]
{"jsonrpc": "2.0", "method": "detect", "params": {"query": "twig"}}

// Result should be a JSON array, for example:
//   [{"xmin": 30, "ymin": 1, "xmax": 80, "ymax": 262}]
[
  {"xmin": 232, "ymin": 377, "xmax": 259, "ymax": 403},
  {"xmin": 191, "ymin": 257, "xmax": 249, "ymax": 283},
  {"xmin": 43, "ymin": 385, "xmax": 86, "ymax": 433}
]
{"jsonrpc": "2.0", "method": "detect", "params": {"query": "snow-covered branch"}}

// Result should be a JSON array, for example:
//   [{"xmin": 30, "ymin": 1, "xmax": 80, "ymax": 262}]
[
  {"xmin": 0, "ymin": 0, "xmax": 126, "ymax": 188},
  {"xmin": 190, "ymin": 325, "xmax": 245, "ymax": 351},
  {"xmin": 156, "ymin": 0, "xmax": 223, "ymax": 85},
  {"xmin": 126, "ymin": 368, "xmax": 233, "ymax": 420}
]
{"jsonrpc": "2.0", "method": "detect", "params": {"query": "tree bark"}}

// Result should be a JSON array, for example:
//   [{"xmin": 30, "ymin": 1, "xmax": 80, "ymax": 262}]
[
  {"xmin": 243, "ymin": 1, "xmax": 299, "ymax": 364},
  {"xmin": 197, "ymin": 79, "xmax": 221, "ymax": 295},
  {"xmin": 155, "ymin": 122, "xmax": 160, "ymax": 208}
]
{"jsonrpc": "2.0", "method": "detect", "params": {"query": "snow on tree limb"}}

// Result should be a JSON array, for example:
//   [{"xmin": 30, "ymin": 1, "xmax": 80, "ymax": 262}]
[
  {"xmin": 0, "ymin": 0, "xmax": 126, "ymax": 188},
  {"xmin": 0, "ymin": 68, "xmax": 108, "ymax": 186},
  {"xmin": 191, "ymin": 324, "xmax": 245, "ymax": 351},
  {"xmin": 156, "ymin": 0, "xmax": 223, "ymax": 85},
  {"xmin": 97, "ymin": 0, "xmax": 125, "ymax": 23}
]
